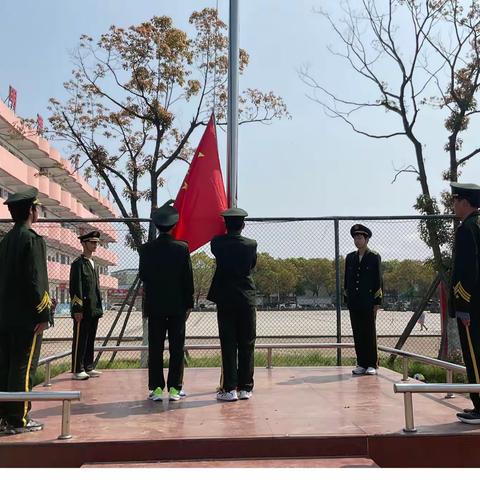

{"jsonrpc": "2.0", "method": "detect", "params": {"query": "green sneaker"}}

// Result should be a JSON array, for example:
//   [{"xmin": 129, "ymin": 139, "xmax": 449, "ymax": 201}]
[
  {"xmin": 169, "ymin": 387, "xmax": 181, "ymax": 401},
  {"xmin": 151, "ymin": 387, "xmax": 164, "ymax": 401}
]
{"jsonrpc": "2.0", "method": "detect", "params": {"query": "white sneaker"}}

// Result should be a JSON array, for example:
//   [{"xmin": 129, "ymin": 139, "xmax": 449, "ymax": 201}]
[
  {"xmin": 366, "ymin": 367, "xmax": 377, "ymax": 375},
  {"xmin": 72, "ymin": 371, "xmax": 90, "ymax": 380},
  {"xmin": 238, "ymin": 390, "xmax": 252, "ymax": 400},
  {"xmin": 352, "ymin": 366, "xmax": 366, "ymax": 375},
  {"xmin": 86, "ymin": 369, "xmax": 101, "ymax": 377},
  {"xmin": 179, "ymin": 390, "xmax": 186, "ymax": 397},
  {"xmin": 148, "ymin": 390, "xmax": 154, "ymax": 399},
  {"xmin": 216, "ymin": 390, "xmax": 238, "ymax": 402}
]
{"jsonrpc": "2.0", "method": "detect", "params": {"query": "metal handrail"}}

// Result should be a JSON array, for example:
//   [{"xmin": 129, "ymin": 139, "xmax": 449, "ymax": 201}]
[
  {"xmin": 394, "ymin": 383, "xmax": 480, "ymax": 393},
  {"xmin": 379, "ymin": 346, "xmax": 466, "ymax": 393},
  {"xmin": 380, "ymin": 346, "xmax": 466, "ymax": 374},
  {"xmin": 393, "ymin": 383, "xmax": 480, "ymax": 433},
  {"xmin": 39, "ymin": 351, "xmax": 73, "ymax": 387},
  {"xmin": 39, "ymin": 342, "xmax": 467, "ymax": 386},
  {"xmin": 0, "ymin": 391, "xmax": 81, "ymax": 439}
]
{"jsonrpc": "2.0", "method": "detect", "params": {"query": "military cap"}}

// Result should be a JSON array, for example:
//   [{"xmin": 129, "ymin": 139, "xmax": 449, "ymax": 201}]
[
  {"xmin": 221, "ymin": 207, "xmax": 248, "ymax": 218},
  {"xmin": 78, "ymin": 230, "xmax": 101, "ymax": 242},
  {"xmin": 4, "ymin": 187, "xmax": 41, "ymax": 206},
  {"xmin": 451, "ymin": 182, "xmax": 480, "ymax": 207},
  {"xmin": 151, "ymin": 202, "xmax": 179, "ymax": 228},
  {"xmin": 350, "ymin": 224, "xmax": 372, "ymax": 239}
]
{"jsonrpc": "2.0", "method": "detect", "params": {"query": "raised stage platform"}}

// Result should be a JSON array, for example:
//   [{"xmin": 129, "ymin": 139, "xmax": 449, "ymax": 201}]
[{"xmin": 1, "ymin": 366, "xmax": 480, "ymax": 468}]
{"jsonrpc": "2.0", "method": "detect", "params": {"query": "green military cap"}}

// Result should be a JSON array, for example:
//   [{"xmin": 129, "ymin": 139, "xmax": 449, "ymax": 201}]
[
  {"xmin": 151, "ymin": 201, "xmax": 179, "ymax": 228},
  {"xmin": 451, "ymin": 182, "xmax": 480, "ymax": 207},
  {"xmin": 221, "ymin": 207, "xmax": 248, "ymax": 218},
  {"xmin": 350, "ymin": 224, "xmax": 372, "ymax": 238},
  {"xmin": 4, "ymin": 187, "xmax": 42, "ymax": 206},
  {"xmin": 78, "ymin": 230, "xmax": 101, "ymax": 242}
]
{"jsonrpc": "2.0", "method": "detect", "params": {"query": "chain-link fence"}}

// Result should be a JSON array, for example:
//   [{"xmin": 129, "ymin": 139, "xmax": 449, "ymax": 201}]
[{"xmin": 0, "ymin": 215, "xmax": 456, "ymax": 372}]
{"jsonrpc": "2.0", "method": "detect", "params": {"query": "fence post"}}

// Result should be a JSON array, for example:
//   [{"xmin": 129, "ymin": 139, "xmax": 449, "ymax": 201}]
[{"xmin": 334, "ymin": 218, "xmax": 342, "ymax": 366}]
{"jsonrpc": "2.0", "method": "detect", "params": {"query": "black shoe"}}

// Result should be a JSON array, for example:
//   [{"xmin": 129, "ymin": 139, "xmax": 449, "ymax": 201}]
[
  {"xmin": 0, "ymin": 419, "xmax": 16, "ymax": 436},
  {"xmin": 457, "ymin": 411, "xmax": 480, "ymax": 424},
  {"xmin": 463, "ymin": 408, "xmax": 478, "ymax": 414},
  {"xmin": 14, "ymin": 419, "xmax": 44, "ymax": 434}
]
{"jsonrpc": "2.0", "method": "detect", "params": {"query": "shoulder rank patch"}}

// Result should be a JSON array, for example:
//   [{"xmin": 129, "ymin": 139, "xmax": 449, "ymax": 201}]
[
  {"xmin": 36, "ymin": 291, "xmax": 52, "ymax": 313},
  {"xmin": 454, "ymin": 282, "xmax": 471, "ymax": 303},
  {"xmin": 72, "ymin": 295, "xmax": 83, "ymax": 307}
]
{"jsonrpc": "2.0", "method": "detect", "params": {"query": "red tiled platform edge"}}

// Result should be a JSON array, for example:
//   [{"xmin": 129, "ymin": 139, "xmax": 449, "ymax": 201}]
[
  {"xmin": 82, "ymin": 457, "xmax": 379, "ymax": 468},
  {"xmin": 1, "ymin": 367, "xmax": 479, "ymax": 467}
]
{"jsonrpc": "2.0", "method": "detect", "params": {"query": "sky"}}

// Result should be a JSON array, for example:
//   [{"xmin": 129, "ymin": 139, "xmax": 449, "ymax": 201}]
[{"xmin": 1, "ymin": 0, "xmax": 480, "ymax": 221}]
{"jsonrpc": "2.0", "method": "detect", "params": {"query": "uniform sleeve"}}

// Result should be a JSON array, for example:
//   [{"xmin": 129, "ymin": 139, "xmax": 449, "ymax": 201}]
[
  {"xmin": 453, "ymin": 225, "xmax": 478, "ymax": 312},
  {"xmin": 69, "ymin": 261, "xmax": 84, "ymax": 315},
  {"xmin": 138, "ymin": 245, "xmax": 148, "ymax": 282},
  {"xmin": 373, "ymin": 254, "xmax": 383, "ymax": 306},
  {"xmin": 343, "ymin": 254, "xmax": 349, "ymax": 304},
  {"xmin": 183, "ymin": 248, "xmax": 194, "ymax": 310},
  {"xmin": 210, "ymin": 238, "xmax": 218, "ymax": 258},
  {"xmin": 251, "ymin": 241, "xmax": 257, "ymax": 269},
  {"xmin": 27, "ymin": 237, "xmax": 52, "ymax": 325}
]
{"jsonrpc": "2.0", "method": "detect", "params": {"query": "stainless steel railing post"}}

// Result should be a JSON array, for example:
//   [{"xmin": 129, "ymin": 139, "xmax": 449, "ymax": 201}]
[
  {"xmin": 445, "ymin": 370, "xmax": 455, "ymax": 398},
  {"xmin": 43, "ymin": 361, "xmax": 52, "ymax": 387},
  {"xmin": 403, "ymin": 392, "xmax": 417, "ymax": 433},
  {"xmin": 58, "ymin": 400, "xmax": 72, "ymax": 440},
  {"xmin": 402, "ymin": 357, "xmax": 409, "ymax": 381},
  {"xmin": 267, "ymin": 348, "xmax": 273, "ymax": 369}
]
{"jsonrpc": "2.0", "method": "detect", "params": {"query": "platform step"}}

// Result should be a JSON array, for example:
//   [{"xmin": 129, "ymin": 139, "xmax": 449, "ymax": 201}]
[{"xmin": 82, "ymin": 456, "xmax": 378, "ymax": 468}]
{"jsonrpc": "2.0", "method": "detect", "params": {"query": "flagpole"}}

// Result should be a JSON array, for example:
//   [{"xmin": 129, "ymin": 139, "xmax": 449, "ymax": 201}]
[{"xmin": 227, "ymin": 0, "xmax": 239, "ymax": 208}]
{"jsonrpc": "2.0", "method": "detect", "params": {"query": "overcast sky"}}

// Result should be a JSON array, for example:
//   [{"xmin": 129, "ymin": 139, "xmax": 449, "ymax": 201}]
[{"xmin": 1, "ymin": 0, "xmax": 479, "ymax": 224}]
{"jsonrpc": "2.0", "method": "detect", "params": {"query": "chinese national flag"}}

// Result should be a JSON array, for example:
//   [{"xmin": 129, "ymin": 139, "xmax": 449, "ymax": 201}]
[{"xmin": 173, "ymin": 114, "xmax": 227, "ymax": 252}]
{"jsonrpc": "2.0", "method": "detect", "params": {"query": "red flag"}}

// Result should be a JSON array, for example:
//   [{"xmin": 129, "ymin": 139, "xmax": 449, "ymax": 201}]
[
  {"xmin": 37, "ymin": 114, "xmax": 44, "ymax": 134},
  {"xmin": 8, "ymin": 86, "xmax": 17, "ymax": 111},
  {"xmin": 173, "ymin": 114, "xmax": 227, "ymax": 252}
]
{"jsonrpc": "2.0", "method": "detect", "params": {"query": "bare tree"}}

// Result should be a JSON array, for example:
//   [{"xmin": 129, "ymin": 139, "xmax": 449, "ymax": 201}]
[
  {"xmin": 301, "ymin": 0, "xmax": 480, "ymax": 357},
  {"xmin": 48, "ymin": 9, "xmax": 289, "ymax": 248}
]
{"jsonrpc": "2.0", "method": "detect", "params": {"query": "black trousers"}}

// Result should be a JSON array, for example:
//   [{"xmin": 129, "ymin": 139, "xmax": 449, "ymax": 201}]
[
  {"xmin": 349, "ymin": 307, "xmax": 378, "ymax": 369},
  {"xmin": 72, "ymin": 316, "xmax": 99, "ymax": 373},
  {"xmin": 457, "ymin": 316, "xmax": 480, "ymax": 411},
  {"xmin": 0, "ymin": 330, "xmax": 42, "ymax": 428},
  {"xmin": 148, "ymin": 314, "xmax": 186, "ymax": 391},
  {"xmin": 217, "ymin": 305, "xmax": 256, "ymax": 392}
]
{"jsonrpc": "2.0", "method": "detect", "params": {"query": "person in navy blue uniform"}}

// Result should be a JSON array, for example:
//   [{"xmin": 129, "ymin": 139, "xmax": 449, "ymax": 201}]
[
  {"xmin": 344, "ymin": 224, "xmax": 383, "ymax": 376},
  {"xmin": 139, "ymin": 203, "xmax": 194, "ymax": 402},
  {"xmin": 207, "ymin": 208, "xmax": 257, "ymax": 401},
  {"xmin": 69, "ymin": 230, "xmax": 103, "ymax": 381},
  {"xmin": 449, "ymin": 183, "xmax": 480, "ymax": 424}
]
